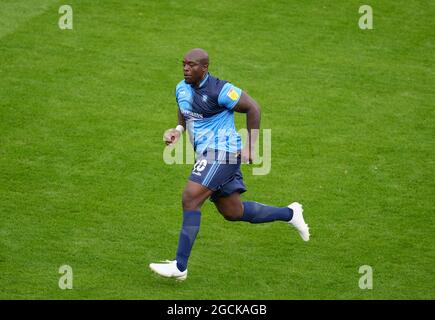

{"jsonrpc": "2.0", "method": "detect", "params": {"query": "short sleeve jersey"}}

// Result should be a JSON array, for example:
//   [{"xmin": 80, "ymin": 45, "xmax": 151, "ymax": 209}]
[{"xmin": 175, "ymin": 73, "xmax": 243, "ymax": 155}]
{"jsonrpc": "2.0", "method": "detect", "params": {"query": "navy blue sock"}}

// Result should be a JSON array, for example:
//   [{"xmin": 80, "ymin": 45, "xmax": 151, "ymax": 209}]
[
  {"xmin": 175, "ymin": 210, "xmax": 201, "ymax": 272},
  {"xmin": 241, "ymin": 201, "xmax": 293, "ymax": 223}
]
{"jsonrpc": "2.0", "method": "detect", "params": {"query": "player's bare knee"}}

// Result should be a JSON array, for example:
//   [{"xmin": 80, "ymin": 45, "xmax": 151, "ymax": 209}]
[
  {"xmin": 219, "ymin": 208, "xmax": 243, "ymax": 221},
  {"xmin": 182, "ymin": 189, "xmax": 201, "ymax": 210},
  {"xmin": 223, "ymin": 213, "xmax": 240, "ymax": 221},
  {"xmin": 181, "ymin": 195, "xmax": 195, "ymax": 210}
]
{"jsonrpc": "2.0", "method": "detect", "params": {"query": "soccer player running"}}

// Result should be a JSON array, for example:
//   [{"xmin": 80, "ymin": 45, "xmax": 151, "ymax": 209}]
[{"xmin": 150, "ymin": 48, "xmax": 309, "ymax": 281}]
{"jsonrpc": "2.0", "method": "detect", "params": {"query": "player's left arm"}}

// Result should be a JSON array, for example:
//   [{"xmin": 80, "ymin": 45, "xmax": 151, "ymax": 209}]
[{"xmin": 233, "ymin": 92, "xmax": 261, "ymax": 163}]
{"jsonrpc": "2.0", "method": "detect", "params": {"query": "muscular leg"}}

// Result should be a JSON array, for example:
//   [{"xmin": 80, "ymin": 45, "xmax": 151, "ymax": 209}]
[
  {"xmin": 214, "ymin": 192, "xmax": 244, "ymax": 221},
  {"xmin": 215, "ymin": 192, "xmax": 293, "ymax": 223},
  {"xmin": 175, "ymin": 181, "xmax": 213, "ymax": 272},
  {"xmin": 182, "ymin": 180, "xmax": 213, "ymax": 211}
]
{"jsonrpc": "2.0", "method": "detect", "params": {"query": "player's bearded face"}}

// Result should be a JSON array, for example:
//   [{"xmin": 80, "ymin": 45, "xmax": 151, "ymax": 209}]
[{"xmin": 183, "ymin": 59, "xmax": 205, "ymax": 85}]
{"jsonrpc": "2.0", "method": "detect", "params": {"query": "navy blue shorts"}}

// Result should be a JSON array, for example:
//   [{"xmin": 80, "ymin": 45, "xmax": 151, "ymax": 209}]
[{"xmin": 188, "ymin": 149, "xmax": 247, "ymax": 202}]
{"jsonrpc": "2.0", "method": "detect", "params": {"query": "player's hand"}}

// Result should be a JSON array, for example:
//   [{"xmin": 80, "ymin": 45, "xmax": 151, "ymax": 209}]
[
  {"xmin": 241, "ymin": 146, "xmax": 255, "ymax": 164},
  {"xmin": 163, "ymin": 128, "xmax": 181, "ymax": 145}
]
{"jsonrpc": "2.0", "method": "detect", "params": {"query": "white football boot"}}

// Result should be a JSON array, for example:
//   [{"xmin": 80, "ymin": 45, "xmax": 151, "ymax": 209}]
[
  {"xmin": 149, "ymin": 260, "xmax": 187, "ymax": 281},
  {"xmin": 288, "ymin": 202, "xmax": 310, "ymax": 241}
]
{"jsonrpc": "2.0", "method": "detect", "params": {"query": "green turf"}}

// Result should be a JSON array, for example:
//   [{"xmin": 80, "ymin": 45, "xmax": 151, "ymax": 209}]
[{"xmin": 0, "ymin": 0, "xmax": 434, "ymax": 299}]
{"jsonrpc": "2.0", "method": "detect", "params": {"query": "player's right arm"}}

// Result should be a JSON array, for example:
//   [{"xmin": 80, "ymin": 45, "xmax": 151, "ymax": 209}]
[{"xmin": 163, "ymin": 109, "xmax": 185, "ymax": 145}]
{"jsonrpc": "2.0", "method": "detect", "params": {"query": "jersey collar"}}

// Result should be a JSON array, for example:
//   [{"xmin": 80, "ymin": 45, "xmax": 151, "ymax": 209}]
[{"xmin": 198, "ymin": 73, "xmax": 209, "ymax": 88}]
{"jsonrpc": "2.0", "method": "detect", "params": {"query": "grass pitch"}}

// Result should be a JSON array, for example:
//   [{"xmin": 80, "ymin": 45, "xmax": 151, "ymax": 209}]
[{"xmin": 0, "ymin": 0, "xmax": 434, "ymax": 299}]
